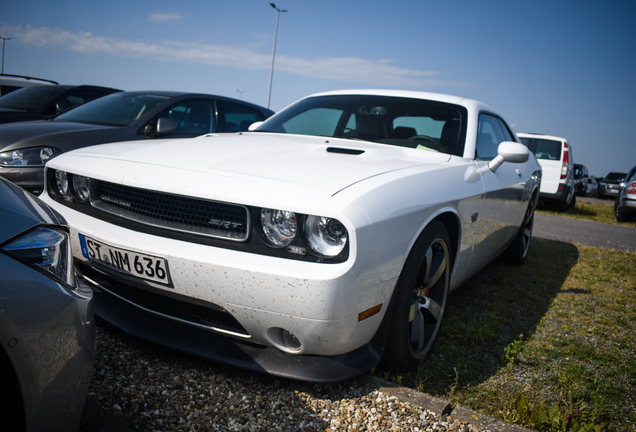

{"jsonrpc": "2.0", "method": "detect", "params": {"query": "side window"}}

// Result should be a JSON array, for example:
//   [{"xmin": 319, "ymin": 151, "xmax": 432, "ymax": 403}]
[
  {"xmin": 155, "ymin": 100, "xmax": 216, "ymax": 136},
  {"xmin": 476, "ymin": 114, "xmax": 506, "ymax": 159},
  {"xmin": 219, "ymin": 101, "xmax": 267, "ymax": 132},
  {"xmin": 497, "ymin": 118, "xmax": 514, "ymax": 142}
]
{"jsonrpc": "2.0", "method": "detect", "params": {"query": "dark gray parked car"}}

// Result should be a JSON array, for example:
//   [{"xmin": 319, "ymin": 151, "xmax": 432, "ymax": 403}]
[
  {"xmin": 0, "ymin": 91, "xmax": 274, "ymax": 194},
  {"xmin": 597, "ymin": 171, "xmax": 627, "ymax": 199},
  {"xmin": 0, "ymin": 84, "xmax": 122, "ymax": 124},
  {"xmin": 0, "ymin": 176, "xmax": 95, "ymax": 431}
]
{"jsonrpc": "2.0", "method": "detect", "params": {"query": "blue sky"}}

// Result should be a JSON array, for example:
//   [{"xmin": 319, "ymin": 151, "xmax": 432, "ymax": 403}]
[{"xmin": 1, "ymin": 0, "xmax": 635, "ymax": 177}]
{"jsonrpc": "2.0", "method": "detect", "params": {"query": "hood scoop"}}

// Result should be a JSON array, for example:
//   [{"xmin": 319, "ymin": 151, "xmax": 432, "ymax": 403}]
[{"xmin": 326, "ymin": 146, "xmax": 365, "ymax": 155}]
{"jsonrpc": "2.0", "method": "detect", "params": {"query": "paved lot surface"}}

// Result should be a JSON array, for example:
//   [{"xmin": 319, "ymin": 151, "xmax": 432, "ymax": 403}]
[{"xmin": 533, "ymin": 212, "xmax": 636, "ymax": 253}]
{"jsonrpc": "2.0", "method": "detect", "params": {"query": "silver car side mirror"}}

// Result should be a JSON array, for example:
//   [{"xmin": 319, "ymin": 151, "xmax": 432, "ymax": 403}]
[
  {"xmin": 487, "ymin": 141, "xmax": 530, "ymax": 172},
  {"xmin": 248, "ymin": 121, "xmax": 264, "ymax": 131},
  {"xmin": 464, "ymin": 141, "xmax": 531, "ymax": 183}
]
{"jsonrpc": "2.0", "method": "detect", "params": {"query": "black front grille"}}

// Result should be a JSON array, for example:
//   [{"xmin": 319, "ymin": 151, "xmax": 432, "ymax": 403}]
[
  {"xmin": 90, "ymin": 180, "xmax": 249, "ymax": 241},
  {"xmin": 77, "ymin": 261, "xmax": 249, "ymax": 336}
]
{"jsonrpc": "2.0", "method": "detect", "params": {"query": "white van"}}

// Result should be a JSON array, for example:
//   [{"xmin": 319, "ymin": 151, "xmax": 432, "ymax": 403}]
[
  {"xmin": 517, "ymin": 133, "xmax": 575, "ymax": 212},
  {"xmin": 0, "ymin": 74, "xmax": 57, "ymax": 96}
]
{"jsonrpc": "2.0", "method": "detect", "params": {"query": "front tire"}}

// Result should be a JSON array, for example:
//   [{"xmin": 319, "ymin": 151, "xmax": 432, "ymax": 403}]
[{"xmin": 383, "ymin": 221, "xmax": 451, "ymax": 371}]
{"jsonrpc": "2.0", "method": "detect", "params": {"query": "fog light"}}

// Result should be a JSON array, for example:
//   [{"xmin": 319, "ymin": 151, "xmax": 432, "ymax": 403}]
[
  {"xmin": 282, "ymin": 330, "xmax": 301, "ymax": 351},
  {"xmin": 267, "ymin": 327, "xmax": 302, "ymax": 353}
]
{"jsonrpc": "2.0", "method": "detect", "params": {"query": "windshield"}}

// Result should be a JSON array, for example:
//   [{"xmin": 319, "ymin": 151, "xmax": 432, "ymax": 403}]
[
  {"xmin": 255, "ymin": 94, "xmax": 467, "ymax": 156},
  {"xmin": 55, "ymin": 93, "xmax": 170, "ymax": 126},
  {"xmin": 0, "ymin": 86, "xmax": 68, "ymax": 111},
  {"xmin": 605, "ymin": 172, "xmax": 626, "ymax": 181}
]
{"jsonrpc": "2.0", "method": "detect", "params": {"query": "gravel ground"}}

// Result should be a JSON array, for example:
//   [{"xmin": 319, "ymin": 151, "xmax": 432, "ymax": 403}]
[{"xmin": 80, "ymin": 320, "xmax": 531, "ymax": 432}]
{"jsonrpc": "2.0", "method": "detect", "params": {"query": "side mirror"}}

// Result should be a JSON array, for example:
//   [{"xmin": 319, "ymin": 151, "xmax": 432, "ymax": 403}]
[
  {"xmin": 156, "ymin": 117, "xmax": 178, "ymax": 135},
  {"xmin": 487, "ymin": 141, "xmax": 530, "ymax": 172},
  {"xmin": 464, "ymin": 141, "xmax": 530, "ymax": 183},
  {"xmin": 248, "ymin": 121, "xmax": 264, "ymax": 131}
]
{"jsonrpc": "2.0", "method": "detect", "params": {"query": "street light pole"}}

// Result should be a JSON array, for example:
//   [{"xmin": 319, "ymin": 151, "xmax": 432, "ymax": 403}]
[
  {"xmin": 1, "ymin": 37, "xmax": 12, "ymax": 75},
  {"xmin": 267, "ymin": 3, "xmax": 287, "ymax": 109}
]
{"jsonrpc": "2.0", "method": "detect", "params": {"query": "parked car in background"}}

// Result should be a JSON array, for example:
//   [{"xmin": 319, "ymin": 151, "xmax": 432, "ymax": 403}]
[
  {"xmin": 0, "ymin": 74, "xmax": 58, "ymax": 96},
  {"xmin": 41, "ymin": 89, "xmax": 541, "ymax": 381},
  {"xmin": 0, "ymin": 84, "xmax": 122, "ymax": 124},
  {"xmin": 517, "ymin": 133, "xmax": 574, "ymax": 211},
  {"xmin": 573, "ymin": 163, "xmax": 589, "ymax": 196},
  {"xmin": 584, "ymin": 176, "xmax": 598, "ymax": 197},
  {"xmin": 0, "ymin": 176, "xmax": 95, "ymax": 432},
  {"xmin": 614, "ymin": 165, "xmax": 636, "ymax": 222},
  {"xmin": 0, "ymin": 91, "xmax": 274, "ymax": 195},
  {"xmin": 597, "ymin": 172, "xmax": 627, "ymax": 199}
]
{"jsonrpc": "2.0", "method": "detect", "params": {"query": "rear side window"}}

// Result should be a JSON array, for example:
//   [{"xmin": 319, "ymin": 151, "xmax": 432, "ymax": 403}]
[
  {"xmin": 519, "ymin": 137, "xmax": 562, "ymax": 161},
  {"xmin": 219, "ymin": 101, "xmax": 268, "ymax": 132},
  {"xmin": 159, "ymin": 100, "xmax": 216, "ymax": 135}
]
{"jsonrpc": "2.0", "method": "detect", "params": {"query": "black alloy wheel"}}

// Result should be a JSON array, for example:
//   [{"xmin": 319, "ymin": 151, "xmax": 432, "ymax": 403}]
[
  {"xmin": 505, "ymin": 197, "xmax": 535, "ymax": 265},
  {"xmin": 383, "ymin": 221, "xmax": 451, "ymax": 371}
]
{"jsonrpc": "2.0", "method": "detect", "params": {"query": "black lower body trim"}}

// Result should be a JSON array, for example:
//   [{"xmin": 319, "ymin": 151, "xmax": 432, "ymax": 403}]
[{"xmin": 87, "ymin": 276, "xmax": 392, "ymax": 382}]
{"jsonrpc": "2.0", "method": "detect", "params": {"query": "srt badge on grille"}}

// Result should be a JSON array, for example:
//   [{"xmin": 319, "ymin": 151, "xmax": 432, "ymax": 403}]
[{"xmin": 208, "ymin": 219, "xmax": 244, "ymax": 230}]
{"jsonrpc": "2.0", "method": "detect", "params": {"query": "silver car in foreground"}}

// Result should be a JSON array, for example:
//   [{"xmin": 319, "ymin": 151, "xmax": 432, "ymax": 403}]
[
  {"xmin": 0, "ymin": 177, "xmax": 95, "ymax": 432},
  {"xmin": 615, "ymin": 165, "xmax": 636, "ymax": 222}
]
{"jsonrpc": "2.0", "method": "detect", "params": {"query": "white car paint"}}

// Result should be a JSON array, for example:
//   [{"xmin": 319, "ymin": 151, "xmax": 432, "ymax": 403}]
[{"xmin": 41, "ymin": 89, "xmax": 541, "ymax": 380}]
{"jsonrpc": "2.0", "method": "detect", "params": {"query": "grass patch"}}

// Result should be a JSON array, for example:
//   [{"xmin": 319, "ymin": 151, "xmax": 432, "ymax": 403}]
[
  {"xmin": 372, "ymin": 239, "xmax": 636, "ymax": 431},
  {"xmin": 536, "ymin": 199, "xmax": 636, "ymax": 227}
]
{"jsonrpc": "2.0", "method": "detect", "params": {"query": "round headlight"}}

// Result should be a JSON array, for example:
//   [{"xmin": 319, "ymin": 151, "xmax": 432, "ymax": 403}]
[
  {"xmin": 72, "ymin": 175, "xmax": 90, "ymax": 202},
  {"xmin": 304, "ymin": 216, "xmax": 348, "ymax": 257},
  {"xmin": 261, "ymin": 209, "xmax": 297, "ymax": 247},
  {"xmin": 55, "ymin": 170, "xmax": 69, "ymax": 196}
]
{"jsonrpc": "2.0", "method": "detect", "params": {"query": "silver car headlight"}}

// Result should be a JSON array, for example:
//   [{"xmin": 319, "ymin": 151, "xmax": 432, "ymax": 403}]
[
  {"xmin": 0, "ymin": 147, "xmax": 61, "ymax": 167},
  {"xmin": 261, "ymin": 208, "xmax": 297, "ymax": 247},
  {"xmin": 55, "ymin": 170, "xmax": 69, "ymax": 196},
  {"xmin": 1, "ymin": 226, "xmax": 74, "ymax": 287},
  {"xmin": 304, "ymin": 216, "xmax": 348, "ymax": 257},
  {"xmin": 72, "ymin": 175, "xmax": 91, "ymax": 202}
]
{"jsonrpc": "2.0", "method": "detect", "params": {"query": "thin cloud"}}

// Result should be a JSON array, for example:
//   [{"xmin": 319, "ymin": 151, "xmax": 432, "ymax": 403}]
[
  {"xmin": 2, "ymin": 24, "xmax": 471, "ymax": 88},
  {"xmin": 148, "ymin": 12, "xmax": 185, "ymax": 23}
]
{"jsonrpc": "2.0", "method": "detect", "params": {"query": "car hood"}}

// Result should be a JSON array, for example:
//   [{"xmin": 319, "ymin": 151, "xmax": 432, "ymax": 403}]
[
  {"xmin": 0, "ymin": 177, "xmax": 64, "ymax": 241},
  {"xmin": 0, "ymin": 120, "xmax": 122, "ymax": 151},
  {"xmin": 51, "ymin": 132, "xmax": 452, "ymax": 205},
  {"xmin": 0, "ymin": 107, "xmax": 25, "ymax": 113}
]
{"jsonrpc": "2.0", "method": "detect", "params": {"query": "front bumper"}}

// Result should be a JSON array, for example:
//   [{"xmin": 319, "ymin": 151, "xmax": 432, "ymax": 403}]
[
  {"xmin": 599, "ymin": 184, "xmax": 620, "ymax": 197},
  {"xmin": 42, "ymin": 195, "xmax": 397, "ymax": 380},
  {"xmin": 0, "ymin": 166, "xmax": 44, "ymax": 194},
  {"xmin": 82, "ymin": 266, "xmax": 393, "ymax": 381}
]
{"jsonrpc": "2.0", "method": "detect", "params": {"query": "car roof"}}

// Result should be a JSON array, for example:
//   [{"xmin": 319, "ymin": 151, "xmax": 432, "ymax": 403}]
[
  {"xmin": 517, "ymin": 132, "xmax": 568, "ymax": 142},
  {"xmin": 292, "ymin": 89, "xmax": 495, "ymax": 113},
  {"xmin": 105, "ymin": 91, "xmax": 273, "ymax": 112},
  {"xmin": 44, "ymin": 84, "xmax": 122, "ymax": 91}
]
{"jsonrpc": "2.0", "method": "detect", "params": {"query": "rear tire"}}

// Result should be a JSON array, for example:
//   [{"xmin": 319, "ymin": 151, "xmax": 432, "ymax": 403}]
[
  {"xmin": 383, "ymin": 221, "xmax": 451, "ymax": 371},
  {"xmin": 557, "ymin": 187, "xmax": 573, "ymax": 212},
  {"xmin": 505, "ymin": 197, "xmax": 535, "ymax": 265},
  {"xmin": 568, "ymin": 193, "xmax": 576, "ymax": 210},
  {"xmin": 615, "ymin": 199, "xmax": 627, "ymax": 222}
]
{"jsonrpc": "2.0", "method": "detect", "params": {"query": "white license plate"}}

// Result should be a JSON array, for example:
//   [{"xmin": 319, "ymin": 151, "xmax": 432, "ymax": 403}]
[{"xmin": 79, "ymin": 234, "xmax": 171, "ymax": 285}]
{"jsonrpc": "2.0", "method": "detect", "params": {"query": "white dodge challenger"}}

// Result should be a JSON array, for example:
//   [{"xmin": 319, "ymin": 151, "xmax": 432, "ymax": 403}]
[{"xmin": 40, "ymin": 90, "xmax": 541, "ymax": 381}]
